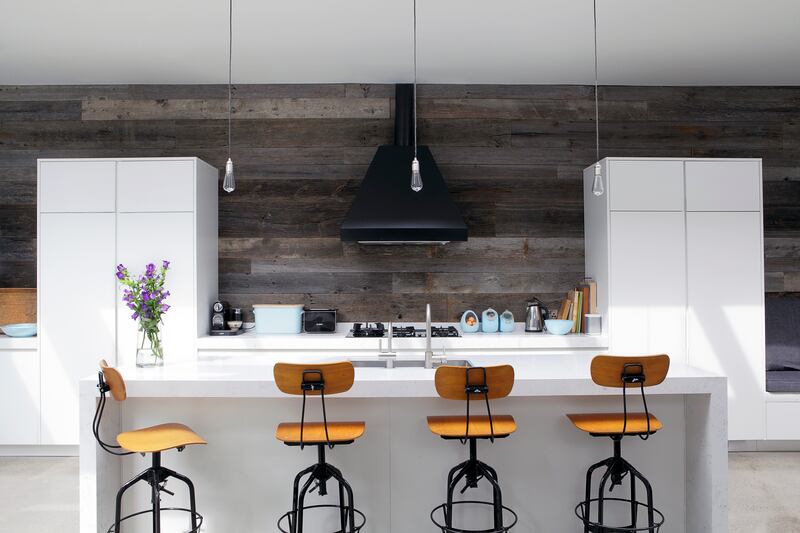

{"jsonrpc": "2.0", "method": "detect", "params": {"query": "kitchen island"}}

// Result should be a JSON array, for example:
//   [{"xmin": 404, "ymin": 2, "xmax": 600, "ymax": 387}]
[{"xmin": 80, "ymin": 352, "xmax": 726, "ymax": 533}]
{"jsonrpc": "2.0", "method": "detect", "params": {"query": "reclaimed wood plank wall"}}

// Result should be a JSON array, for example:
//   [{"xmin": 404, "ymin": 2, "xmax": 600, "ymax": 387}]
[{"xmin": 1, "ymin": 84, "xmax": 798, "ymax": 321}]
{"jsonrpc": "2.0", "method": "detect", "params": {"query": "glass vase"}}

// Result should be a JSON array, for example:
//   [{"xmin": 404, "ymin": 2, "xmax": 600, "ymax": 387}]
[{"xmin": 136, "ymin": 327, "xmax": 164, "ymax": 368}]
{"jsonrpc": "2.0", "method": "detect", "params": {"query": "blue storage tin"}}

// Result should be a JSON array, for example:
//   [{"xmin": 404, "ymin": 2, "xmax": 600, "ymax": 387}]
[
  {"xmin": 499, "ymin": 310, "xmax": 515, "ymax": 332},
  {"xmin": 253, "ymin": 304, "xmax": 304, "ymax": 334},
  {"xmin": 459, "ymin": 310, "xmax": 480, "ymax": 333},
  {"xmin": 481, "ymin": 308, "xmax": 499, "ymax": 333}
]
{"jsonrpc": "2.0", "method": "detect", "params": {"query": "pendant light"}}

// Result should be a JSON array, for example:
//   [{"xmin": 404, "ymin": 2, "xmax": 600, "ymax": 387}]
[
  {"xmin": 410, "ymin": 0, "xmax": 423, "ymax": 192},
  {"xmin": 591, "ymin": 0, "xmax": 604, "ymax": 196},
  {"xmin": 222, "ymin": 0, "xmax": 236, "ymax": 193}
]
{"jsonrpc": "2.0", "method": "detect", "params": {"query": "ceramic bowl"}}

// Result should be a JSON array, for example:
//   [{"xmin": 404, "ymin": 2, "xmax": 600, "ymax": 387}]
[
  {"xmin": 544, "ymin": 319, "xmax": 572, "ymax": 335},
  {"xmin": 1, "ymin": 323, "xmax": 38, "ymax": 337},
  {"xmin": 227, "ymin": 320, "xmax": 243, "ymax": 332}
]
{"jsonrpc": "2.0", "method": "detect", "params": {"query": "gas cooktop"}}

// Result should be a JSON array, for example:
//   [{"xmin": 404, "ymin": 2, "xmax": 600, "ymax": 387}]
[{"xmin": 348, "ymin": 323, "xmax": 460, "ymax": 338}]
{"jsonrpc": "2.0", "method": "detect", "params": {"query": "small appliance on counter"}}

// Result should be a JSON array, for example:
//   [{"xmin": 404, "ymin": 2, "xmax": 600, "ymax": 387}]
[
  {"xmin": 210, "ymin": 301, "xmax": 245, "ymax": 336},
  {"xmin": 253, "ymin": 304, "xmax": 304, "ymax": 334},
  {"xmin": 499, "ymin": 310, "xmax": 515, "ymax": 332},
  {"xmin": 481, "ymin": 308, "xmax": 499, "ymax": 333},
  {"xmin": 525, "ymin": 298, "xmax": 549, "ymax": 332},
  {"xmin": 459, "ymin": 310, "xmax": 480, "ymax": 333},
  {"xmin": 303, "ymin": 309, "xmax": 337, "ymax": 333}
]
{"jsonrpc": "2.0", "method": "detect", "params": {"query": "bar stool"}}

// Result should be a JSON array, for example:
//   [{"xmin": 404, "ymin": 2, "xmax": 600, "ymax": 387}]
[
  {"xmin": 93, "ymin": 360, "xmax": 206, "ymax": 533},
  {"xmin": 567, "ymin": 355, "xmax": 670, "ymax": 532},
  {"xmin": 274, "ymin": 361, "xmax": 366, "ymax": 533},
  {"xmin": 428, "ymin": 365, "xmax": 518, "ymax": 533}
]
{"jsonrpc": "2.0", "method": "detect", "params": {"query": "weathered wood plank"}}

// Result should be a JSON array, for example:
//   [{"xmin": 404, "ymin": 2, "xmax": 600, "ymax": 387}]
[
  {"xmin": 0, "ymin": 100, "xmax": 82, "ymax": 121},
  {"xmin": 0, "ymin": 120, "xmax": 177, "ymax": 150},
  {"xmin": 220, "ymin": 272, "xmax": 392, "ymax": 295},
  {"xmin": 0, "ymin": 166, "xmax": 36, "ymax": 204},
  {"xmin": 392, "ymin": 271, "xmax": 581, "ymax": 294},
  {"xmin": 82, "ymin": 97, "xmax": 391, "ymax": 120}
]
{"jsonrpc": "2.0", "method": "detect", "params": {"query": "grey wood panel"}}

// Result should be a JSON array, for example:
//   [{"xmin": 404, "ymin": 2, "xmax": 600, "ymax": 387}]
[
  {"xmin": 82, "ymin": 97, "xmax": 391, "ymax": 120},
  {"xmin": 1, "ymin": 83, "xmax": 799, "ymax": 317}
]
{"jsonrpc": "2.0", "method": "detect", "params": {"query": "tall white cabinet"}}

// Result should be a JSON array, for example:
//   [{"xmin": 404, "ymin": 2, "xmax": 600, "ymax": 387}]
[
  {"xmin": 584, "ymin": 158, "xmax": 765, "ymax": 441},
  {"xmin": 37, "ymin": 158, "xmax": 218, "ymax": 445}
]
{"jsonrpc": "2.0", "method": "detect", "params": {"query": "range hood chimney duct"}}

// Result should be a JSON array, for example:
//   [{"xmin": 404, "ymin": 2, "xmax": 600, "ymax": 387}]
[{"xmin": 394, "ymin": 84, "xmax": 414, "ymax": 147}]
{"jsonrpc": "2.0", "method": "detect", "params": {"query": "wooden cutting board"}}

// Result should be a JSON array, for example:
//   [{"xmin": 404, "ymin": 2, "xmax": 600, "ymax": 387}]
[{"xmin": 0, "ymin": 288, "xmax": 37, "ymax": 325}]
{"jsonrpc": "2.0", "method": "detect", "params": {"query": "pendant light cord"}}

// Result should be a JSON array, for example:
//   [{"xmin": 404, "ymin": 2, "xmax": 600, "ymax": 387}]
[
  {"xmin": 593, "ymin": 0, "xmax": 599, "ymax": 163},
  {"xmin": 412, "ymin": 0, "xmax": 418, "ymax": 159},
  {"xmin": 228, "ymin": 0, "xmax": 233, "ymax": 160}
]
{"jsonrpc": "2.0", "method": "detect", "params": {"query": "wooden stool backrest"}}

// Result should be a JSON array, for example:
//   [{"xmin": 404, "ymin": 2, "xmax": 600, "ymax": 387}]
[
  {"xmin": 99, "ymin": 359, "xmax": 127, "ymax": 401},
  {"xmin": 434, "ymin": 365, "xmax": 514, "ymax": 400},
  {"xmin": 274, "ymin": 361, "xmax": 355, "ymax": 396},
  {"xmin": 590, "ymin": 355, "xmax": 670, "ymax": 388}
]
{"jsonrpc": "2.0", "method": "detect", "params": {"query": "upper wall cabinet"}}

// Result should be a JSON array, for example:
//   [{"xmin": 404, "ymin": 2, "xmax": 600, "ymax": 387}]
[
  {"xmin": 117, "ymin": 160, "xmax": 195, "ymax": 212},
  {"xmin": 685, "ymin": 160, "xmax": 762, "ymax": 211},
  {"xmin": 609, "ymin": 160, "xmax": 684, "ymax": 211},
  {"xmin": 38, "ymin": 160, "xmax": 116, "ymax": 212}
]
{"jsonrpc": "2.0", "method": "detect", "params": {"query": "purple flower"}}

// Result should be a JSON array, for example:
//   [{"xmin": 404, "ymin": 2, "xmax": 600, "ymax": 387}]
[
  {"xmin": 162, "ymin": 260, "xmax": 170, "ymax": 269},
  {"xmin": 131, "ymin": 311, "xmax": 139, "ymax": 320},
  {"xmin": 145, "ymin": 263, "xmax": 156, "ymax": 278},
  {"xmin": 116, "ymin": 271, "xmax": 124, "ymax": 279},
  {"xmin": 142, "ymin": 291, "xmax": 151, "ymax": 302},
  {"xmin": 127, "ymin": 303, "xmax": 135, "ymax": 310},
  {"xmin": 161, "ymin": 304, "xmax": 170, "ymax": 313}
]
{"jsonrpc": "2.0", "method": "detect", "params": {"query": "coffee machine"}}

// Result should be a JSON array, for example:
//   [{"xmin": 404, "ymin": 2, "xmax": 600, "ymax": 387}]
[{"xmin": 210, "ymin": 301, "xmax": 244, "ymax": 336}]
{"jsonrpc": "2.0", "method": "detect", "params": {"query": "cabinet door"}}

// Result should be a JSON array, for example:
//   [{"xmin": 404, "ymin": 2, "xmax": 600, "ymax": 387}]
[
  {"xmin": 40, "ymin": 213, "xmax": 116, "ymax": 445},
  {"xmin": 609, "ymin": 160, "xmax": 684, "ymax": 211},
  {"xmin": 117, "ymin": 160, "xmax": 194, "ymax": 212},
  {"xmin": 116, "ymin": 213, "xmax": 195, "ymax": 366},
  {"xmin": 0, "ymin": 350, "xmax": 40, "ymax": 444},
  {"xmin": 609, "ymin": 212, "xmax": 687, "ymax": 360},
  {"xmin": 39, "ymin": 160, "xmax": 115, "ymax": 212},
  {"xmin": 686, "ymin": 160, "xmax": 761, "ymax": 211},
  {"xmin": 687, "ymin": 211, "xmax": 765, "ymax": 440}
]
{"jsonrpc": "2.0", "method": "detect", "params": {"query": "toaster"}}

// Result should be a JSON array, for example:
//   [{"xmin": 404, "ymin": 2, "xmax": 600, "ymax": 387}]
[{"xmin": 302, "ymin": 308, "xmax": 337, "ymax": 333}]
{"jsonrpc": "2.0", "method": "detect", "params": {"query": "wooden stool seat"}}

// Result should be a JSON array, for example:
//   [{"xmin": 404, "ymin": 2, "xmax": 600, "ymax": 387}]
[
  {"xmin": 276, "ymin": 421, "xmax": 365, "ymax": 444},
  {"xmin": 427, "ymin": 415, "xmax": 516, "ymax": 438},
  {"xmin": 566, "ymin": 412, "xmax": 662, "ymax": 436},
  {"xmin": 117, "ymin": 423, "xmax": 207, "ymax": 453}
]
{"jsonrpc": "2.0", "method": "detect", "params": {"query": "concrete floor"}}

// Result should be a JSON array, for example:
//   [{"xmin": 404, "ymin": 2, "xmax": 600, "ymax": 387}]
[{"xmin": 1, "ymin": 452, "xmax": 798, "ymax": 532}]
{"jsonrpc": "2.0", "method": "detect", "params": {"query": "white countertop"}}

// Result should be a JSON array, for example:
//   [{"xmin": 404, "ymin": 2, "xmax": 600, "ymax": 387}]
[
  {"xmin": 0, "ymin": 334, "xmax": 38, "ymax": 350},
  {"xmin": 81, "ymin": 353, "xmax": 724, "ymax": 399},
  {"xmin": 197, "ymin": 322, "xmax": 608, "ymax": 352}
]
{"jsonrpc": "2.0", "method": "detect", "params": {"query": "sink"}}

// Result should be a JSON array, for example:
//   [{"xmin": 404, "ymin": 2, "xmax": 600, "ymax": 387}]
[{"xmin": 350, "ymin": 359, "xmax": 471, "ymax": 369}]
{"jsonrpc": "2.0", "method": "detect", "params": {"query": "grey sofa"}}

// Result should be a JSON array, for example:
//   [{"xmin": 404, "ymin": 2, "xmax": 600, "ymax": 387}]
[{"xmin": 766, "ymin": 295, "xmax": 800, "ymax": 392}]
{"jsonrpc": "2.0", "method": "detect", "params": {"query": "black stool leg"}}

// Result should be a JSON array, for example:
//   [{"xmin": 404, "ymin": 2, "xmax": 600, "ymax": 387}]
[
  {"xmin": 446, "ymin": 464, "xmax": 469, "ymax": 528},
  {"xmin": 629, "ymin": 465, "xmax": 638, "ymax": 529},
  {"xmin": 629, "ymin": 464, "xmax": 655, "ymax": 530},
  {"xmin": 596, "ymin": 459, "xmax": 617, "ymax": 533},
  {"xmin": 338, "ymin": 477, "xmax": 347, "ymax": 533},
  {"xmin": 290, "ymin": 465, "xmax": 316, "ymax": 533},
  {"xmin": 164, "ymin": 468, "xmax": 198, "ymax": 532},
  {"xmin": 295, "ymin": 469, "xmax": 317, "ymax": 533},
  {"xmin": 113, "ymin": 470, "xmax": 149, "ymax": 533},
  {"xmin": 584, "ymin": 458, "xmax": 610, "ymax": 533},
  {"xmin": 480, "ymin": 462, "xmax": 504, "ymax": 530},
  {"xmin": 150, "ymin": 469, "xmax": 161, "ymax": 533}
]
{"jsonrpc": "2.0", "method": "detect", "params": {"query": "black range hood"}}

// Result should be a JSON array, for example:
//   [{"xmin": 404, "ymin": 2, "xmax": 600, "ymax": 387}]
[{"xmin": 340, "ymin": 84, "xmax": 468, "ymax": 245}]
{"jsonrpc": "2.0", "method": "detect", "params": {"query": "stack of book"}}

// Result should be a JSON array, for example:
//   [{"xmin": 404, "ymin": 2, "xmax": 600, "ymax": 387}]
[{"xmin": 555, "ymin": 278, "xmax": 598, "ymax": 334}]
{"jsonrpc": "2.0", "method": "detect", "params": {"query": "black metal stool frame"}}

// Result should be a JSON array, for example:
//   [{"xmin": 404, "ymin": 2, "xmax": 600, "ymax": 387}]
[
  {"xmin": 277, "ymin": 369, "xmax": 364, "ymax": 533},
  {"xmin": 576, "ymin": 363, "xmax": 664, "ymax": 533},
  {"xmin": 94, "ymin": 371, "xmax": 203, "ymax": 533},
  {"xmin": 431, "ymin": 366, "xmax": 516, "ymax": 533}
]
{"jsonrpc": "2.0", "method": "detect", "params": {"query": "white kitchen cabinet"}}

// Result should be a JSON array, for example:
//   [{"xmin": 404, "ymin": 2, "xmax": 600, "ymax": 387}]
[
  {"xmin": 608, "ymin": 211, "xmax": 686, "ymax": 361},
  {"xmin": 39, "ymin": 212, "xmax": 116, "ymax": 445},
  {"xmin": 0, "ymin": 348, "xmax": 40, "ymax": 444},
  {"xmin": 116, "ymin": 212, "xmax": 195, "ymax": 366},
  {"xmin": 687, "ymin": 211, "xmax": 765, "ymax": 440},
  {"xmin": 39, "ymin": 160, "xmax": 115, "ymax": 213},
  {"xmin": 117, "ymin": 160, "xmax": 195, "ymax": 212},
  {"xmin": 608, "ymin": 160, "xmax": 684, "ymax": 211},
  {"xmin": 685, "ymin": 160, "xmax": 761, "ymax": 211},
  {"xmin": 37, "ymin": 158, "xmax": 218, "ymax": 446},
  {"xmin": 585, "ymin": 158, "xmax": 766, "ymax": 441}
]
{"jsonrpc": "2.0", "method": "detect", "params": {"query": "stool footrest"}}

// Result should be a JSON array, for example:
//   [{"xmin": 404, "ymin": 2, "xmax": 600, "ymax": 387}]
[
  {"xmin": 105, "ymin": 507, "xmax": 203, "ymax": 533},
  {"xmin": 431, "ymin": 500, "xmax": 518, "ymax": 533},
  {"xmin": 575, "ymin": 497, "xmax": 664, "ymax": 532},
  {"xmin": 278, "ymin": 503, "xmax": 366, "ymax": 533}
]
